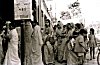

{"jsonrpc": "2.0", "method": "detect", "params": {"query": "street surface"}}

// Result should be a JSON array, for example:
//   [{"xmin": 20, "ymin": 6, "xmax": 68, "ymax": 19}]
[{"xmin": 55, "ymin": 47, "xmax": 99, "ymax": 65}]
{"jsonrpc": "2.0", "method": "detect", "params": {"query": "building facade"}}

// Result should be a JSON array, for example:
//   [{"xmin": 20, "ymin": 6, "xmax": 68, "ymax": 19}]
[{"xmin": 35, "ymin": 0, "xmax": 53, "ymax": 29}]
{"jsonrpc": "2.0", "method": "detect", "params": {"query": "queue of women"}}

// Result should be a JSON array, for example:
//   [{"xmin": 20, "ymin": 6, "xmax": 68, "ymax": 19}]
[
  {"xmin": 41, "ymin": 20, "xmax": 97, "ymax": 65},
  {"xmin": 0, "ymin": 20, "xmax": 97, "ymax": 65}
]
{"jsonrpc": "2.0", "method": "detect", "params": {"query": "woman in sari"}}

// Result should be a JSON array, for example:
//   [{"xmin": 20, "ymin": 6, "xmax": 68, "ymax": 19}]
[
  {"xmin": 31, "ymin": 22, "xmax": 44, "ymax": 65},
  {"xmin": 3, "ymin": 23, "xmax": 21, "ymax": 65}
]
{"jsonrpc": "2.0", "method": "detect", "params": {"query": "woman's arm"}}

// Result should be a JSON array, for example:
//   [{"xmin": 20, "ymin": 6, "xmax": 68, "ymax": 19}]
[{"xmin": 94, "ymin": 35, "xmax": 97, "ymax": 46}]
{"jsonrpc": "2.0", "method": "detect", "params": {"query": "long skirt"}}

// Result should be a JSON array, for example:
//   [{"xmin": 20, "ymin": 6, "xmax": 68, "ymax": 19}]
[
  {"xmin": 57, "ymin": 38, "xmax": 64, "ymax": 62},
  {"xmin": 67, "ymin": 50, "xmax": 79, "ymax": 65},
  {"xmin": 3, "ymin": 42, "xmax": 21, "ymax": 65},
  {"xmin": 67, "ymin": 42, "xmax": 79, "ymax": 65}
]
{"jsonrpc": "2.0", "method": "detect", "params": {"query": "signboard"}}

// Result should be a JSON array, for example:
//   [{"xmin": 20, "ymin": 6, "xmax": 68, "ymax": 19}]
[
  {"xmin": 14, "ymin": 0, "xmax": 32, "ymax": 20},
  {"xmin": 47, "ymin": 0, "xmax": 53, "ymax": 1}
]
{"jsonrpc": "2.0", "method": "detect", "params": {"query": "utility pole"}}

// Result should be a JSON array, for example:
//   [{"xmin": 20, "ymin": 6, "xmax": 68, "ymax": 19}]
[
  {"xmin": 14, "ymin": 0, "xmax": 33, "ymax": 65},
  {"xmin": 21, "ymin": 21, "xmax": 25, "ymax": 65}
]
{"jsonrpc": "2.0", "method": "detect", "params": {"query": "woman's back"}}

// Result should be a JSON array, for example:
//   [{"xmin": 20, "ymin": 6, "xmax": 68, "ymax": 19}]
[
  {"xmin": 88, "ymin": 34, "xmax": 96, "ymax": 47},
  {"xmin": 10, "ymin": 29, "xmax": 18, "ymax": 42}
]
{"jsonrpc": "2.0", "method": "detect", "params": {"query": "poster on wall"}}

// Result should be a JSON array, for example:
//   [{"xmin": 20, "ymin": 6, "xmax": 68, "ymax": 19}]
[{"xmin": 14, "ymin": 0, "xmax": 32, "ymax": 20}]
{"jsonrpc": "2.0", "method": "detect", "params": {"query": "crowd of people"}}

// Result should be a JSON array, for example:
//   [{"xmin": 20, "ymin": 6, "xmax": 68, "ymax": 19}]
[
  {"xmin": 0, "ymin": 20, "xmax": 97, "ymax": 65},
  {"xmin": 0, "ymin": 21, "xmax": 21, "ymax": 65},
  {"xmin": 41, "ymin": 20, "xmax": 97, "ymax": 65}
]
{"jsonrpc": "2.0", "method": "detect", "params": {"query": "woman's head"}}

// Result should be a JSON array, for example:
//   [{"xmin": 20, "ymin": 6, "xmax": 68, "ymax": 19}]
[
  {"xmin": 9, "ymin": 22, "xmax": 16, "ymax": 30},
  {"xmin": 57, "ymin": 24, "xmax": 61, "ymax": 29},
  {"xmin": 75, "ymin": 23, "xmax": 81, "ymax": 30},
  {"xmin": 79, "ymin": 29, "xmax": 87, "ymax": 35},
  {"xmin": 73, "ymin": 31, "xmax": 79, "ymax": 38},
  {"xmin": 31, "ymin": 21, "xmax": 39, "ymax": 28},
  {"xmin": 90, "ymin": 28, "xmax": 94, "ymax": 34},
  {"xmin": 80, "ymin": 23, "xmax": 84, "ymax": 29},
  {"xmin": 66, "ymin": 23, "xmax": 72, "ymax": 30},
  {"xmin": 63, "ymin": 25, "xmax": 66, "ymax": 29},
  {"xmin": 79, "ymin": 29, "xmax": 87, "ymax": 39},
  {"xmin": 50, "ymin": 37, "xmax": 55, "ymax": 45},
  {"xmin": 53, "ymin": 25, "xmax": 57, "ymax": 31},
  {"xmin": 83, "ymin": 29, "xmax": 87, "ymax": 38},
  {"xmin": 45, "ymin": 19, "xmax": 50, "ymax": 27}
]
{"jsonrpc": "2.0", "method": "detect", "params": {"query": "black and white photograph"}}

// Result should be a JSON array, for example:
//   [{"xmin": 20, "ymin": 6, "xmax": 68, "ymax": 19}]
[{"xmin": 0, "ymin": 0, "xmax": 100, "ymax": 65}]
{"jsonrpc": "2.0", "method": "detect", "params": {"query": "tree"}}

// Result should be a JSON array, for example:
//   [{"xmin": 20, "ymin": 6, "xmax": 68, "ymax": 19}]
[
  {"xmin": 60, "ymin": 11, "xmax": 71, "ymax": 20},
  {"xmin": 60, "ymin": 1, "xmax": 81, "ymax": 20}
]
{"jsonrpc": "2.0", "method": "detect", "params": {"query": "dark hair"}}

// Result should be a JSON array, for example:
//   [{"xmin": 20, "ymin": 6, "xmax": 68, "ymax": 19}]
[
  {"xmin": 57, "ymin": 26, "xmax": 61, "ymax": 29},
  {"xmin": 73, "ymin": 31, "xmax": 79, "ymax": 36},
  {"xmin": 57, "ymin": 24, "xmax": 61, "ymax": 29},
  {"xmin": 31, "ymin": 20, "xmax": 39, "ymax": 28},
  {"xmin": 79, "ymin": 29, "xmax": 87, "ymax": 35},
  {"xmin": 58, "ymin": 21, "xmax": 60, "ymax": 22},
  {"xmin": 53, "ymin": 25, "xmax": 57, "ymax": 30},
  {"xmin": 90, "ymin": 28, "xmax": 94, "ymax": 34},
  {"xmin": 63, "ymin": 25, "xmax": 66, "ymax": 28},
  {"xmin": 66, "ymin": 23, "xmax": 71, "ymax": 30},
  {"xmin": 46, "ymin": 19, "xmax": 50, "ymax": 23},
  {"xmin": 41, "ymin": 28, "xmax": 44, "ymax": 30},
  {"xmin": 45, "ymin": 19, "xmax": 50, "ymax": 27},
  {"xmin": 75, "ymin": 23, "xmax": 81, "ymax": 29},
  {"xmin": 57, "ymin": 24, "xmax": 60, "ymax": 27},
  {"xmin": 66, "ymin": 23, "xmax": 71, "ymax": 26},
  {"xmin": 73, "ymin": 31, "xmax": 79, "ymax": 38},
  {"xmin": 84, "ymin": 29, "xmax": 87, "ymax": 34},
  {"xmin": 10, "ymin": 22, "xmax": 16, "ymax": 28}
]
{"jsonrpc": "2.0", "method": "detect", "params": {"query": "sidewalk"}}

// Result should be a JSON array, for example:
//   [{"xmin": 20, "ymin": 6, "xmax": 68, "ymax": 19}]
[
  {"xmin": 84, "ymin": 47, "xmax": 98, "ymax": 65},
  {"xmin": 55, "ymin": 47, "xmax": 99, "ymax": 65},
  {"xmin": 84, "ymin": 59, "xmax": 98, "ymax": 65}
]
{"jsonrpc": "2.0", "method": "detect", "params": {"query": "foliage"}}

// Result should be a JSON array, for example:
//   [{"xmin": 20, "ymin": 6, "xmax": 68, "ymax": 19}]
[{"xmin": 60, "ymin": 1, "xmax": 81, "ymax": 20}]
